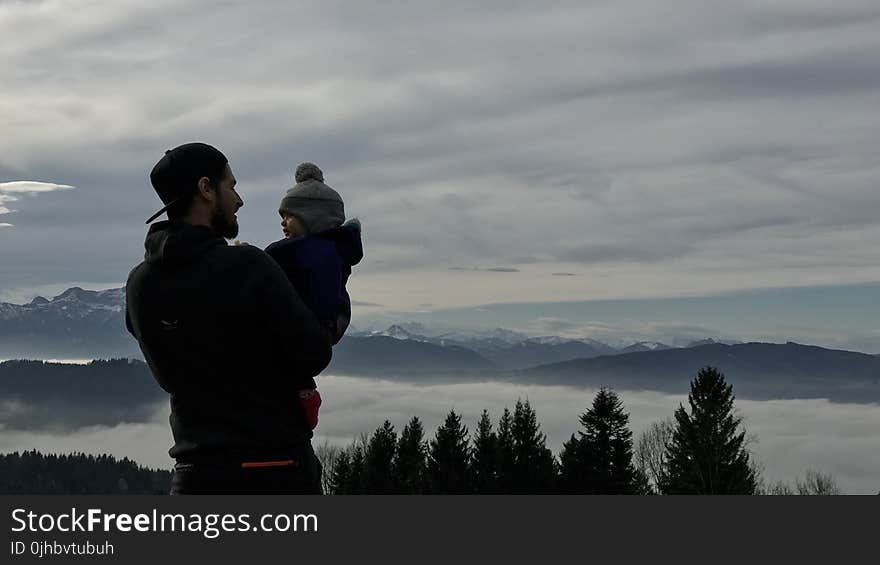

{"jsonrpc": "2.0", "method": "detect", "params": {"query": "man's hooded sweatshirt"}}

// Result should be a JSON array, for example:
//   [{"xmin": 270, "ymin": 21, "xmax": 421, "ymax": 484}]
[{"xmin": 125, "ymin": 220, "xmax": 332, "ymax": 463}]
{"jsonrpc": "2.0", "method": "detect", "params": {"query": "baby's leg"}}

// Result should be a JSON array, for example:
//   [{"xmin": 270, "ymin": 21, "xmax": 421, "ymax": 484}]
[{"xmin": 298, "ymin": 388, "xmax": 322, "ymax": 430}]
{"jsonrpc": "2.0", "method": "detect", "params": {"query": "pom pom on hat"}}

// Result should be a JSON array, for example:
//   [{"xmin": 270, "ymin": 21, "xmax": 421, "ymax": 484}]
[{"xmin": 295, "ymin": 162, "xmax": 324, "ymax": 183}]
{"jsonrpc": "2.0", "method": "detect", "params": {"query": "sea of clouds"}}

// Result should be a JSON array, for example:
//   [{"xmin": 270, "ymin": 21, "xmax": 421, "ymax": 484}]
[{"xmin": 1, "ymin": 375, "xmax": 878, "ymax": 494}]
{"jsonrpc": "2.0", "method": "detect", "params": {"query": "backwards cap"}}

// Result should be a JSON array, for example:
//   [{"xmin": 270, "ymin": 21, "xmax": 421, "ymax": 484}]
[{"xmin": 146, "ymin": 142, "xmax": 228, "ymax": 224}]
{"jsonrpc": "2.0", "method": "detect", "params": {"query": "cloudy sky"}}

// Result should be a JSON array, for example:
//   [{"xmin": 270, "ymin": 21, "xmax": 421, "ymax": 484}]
[{"xmin": 2, "ymin": 0, "xmax": 880, "ymax": 348}]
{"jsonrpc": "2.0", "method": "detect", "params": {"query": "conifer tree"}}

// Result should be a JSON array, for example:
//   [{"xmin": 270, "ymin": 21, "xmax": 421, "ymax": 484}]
[
  {"xmin": 660, "ymin": 367, "xmax": 757, "ymax": 494},
  {"xmin": 579, "ymin": 388, "xmax": 640, "ymax": 494},
  {"xmin": 346, "ymin": 443, "xmax": 366, "ymax": 494},
  {"xmin": 496, "ymin": 406, "xmax": 516, "ymax": 493},
  {"xmin": 426, "ymin": 410, "xmax": 471, "ymax": 493},
  {"xmin": 330, "ymin": 450, "xmax": 352, "ymax": 495},
  {"xmin": 363, "ymin": 420, "xmax": 397, "ymax": 493},
  {"xmin": 558, "ymin": 433, "xmax": 589, "ymax": 493},
  {"xmin": 394, "ymin": 417, "xmax": 427, "ymax": 494},
  {"xmin": 470, "ymin": 410, "xmax": 499, "ymax": 493},
  {"xmin": 511, "ymin": 399, "xmax": 556, "ymax": 493}
]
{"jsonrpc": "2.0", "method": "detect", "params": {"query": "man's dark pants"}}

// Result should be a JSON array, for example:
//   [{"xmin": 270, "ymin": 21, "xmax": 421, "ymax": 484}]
[{"xmin": 170, "ymin": 443, "xmax": 323, "ymax": 495}]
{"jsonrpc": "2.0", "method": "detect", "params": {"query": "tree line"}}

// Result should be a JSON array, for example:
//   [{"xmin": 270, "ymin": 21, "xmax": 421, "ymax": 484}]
[
  {"xmin": 318, "ymin": 366, "xmax": 845, "ymax": 494},
  {"xmin": 0, "ymin": 450, "xmax": 170, "ymax": 494}
]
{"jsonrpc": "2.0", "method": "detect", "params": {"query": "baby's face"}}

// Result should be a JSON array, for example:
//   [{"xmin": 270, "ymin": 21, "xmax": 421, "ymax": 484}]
[{"xmin": 280, "ymin": 213, "xmax": 306, "ymax": 238}]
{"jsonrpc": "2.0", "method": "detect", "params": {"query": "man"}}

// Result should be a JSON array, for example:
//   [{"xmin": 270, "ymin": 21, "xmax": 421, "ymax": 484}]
[{"xmin": 125, "ymin": 142, "xmax": 332, "ymax": 494}]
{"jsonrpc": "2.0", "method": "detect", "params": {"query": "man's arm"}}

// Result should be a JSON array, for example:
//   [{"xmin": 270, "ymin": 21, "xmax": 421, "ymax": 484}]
[{"xmin": 244, "ymin": 247, "xmax": 333, "ymax": 381}]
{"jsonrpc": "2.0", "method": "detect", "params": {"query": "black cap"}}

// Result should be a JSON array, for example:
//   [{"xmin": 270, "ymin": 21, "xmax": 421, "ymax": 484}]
[{"xmin": 146, "ymin": 142, "xmax": 228, "ymax": 224}]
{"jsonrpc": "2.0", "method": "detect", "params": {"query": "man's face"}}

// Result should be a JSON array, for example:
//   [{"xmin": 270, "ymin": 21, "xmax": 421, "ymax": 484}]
[{"xmin": 210, "ymin": 164, "xmax": 243, "ymax": 239}]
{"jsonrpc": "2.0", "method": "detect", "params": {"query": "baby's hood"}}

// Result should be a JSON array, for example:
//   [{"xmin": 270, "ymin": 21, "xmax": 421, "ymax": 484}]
[{"xmin": 320, "ymin": 218, "xmax": 363, "ymax": 266}]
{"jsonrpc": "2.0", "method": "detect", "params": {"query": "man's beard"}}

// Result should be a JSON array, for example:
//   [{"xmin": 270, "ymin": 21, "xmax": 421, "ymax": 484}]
[{"xmin": 210, "ymin": 200, "xmax": 239, "ymax": 239}]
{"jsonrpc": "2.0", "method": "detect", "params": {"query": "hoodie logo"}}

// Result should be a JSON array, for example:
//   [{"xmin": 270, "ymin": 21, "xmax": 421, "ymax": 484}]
[{"xmin": 160, "ymin": 319, "xmax": 179, "ymax": 331}]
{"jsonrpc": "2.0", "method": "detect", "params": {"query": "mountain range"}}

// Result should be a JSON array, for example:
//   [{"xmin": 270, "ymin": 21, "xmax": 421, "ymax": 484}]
[
  {"xmin": 0, "ymin": 287, "xmax": 140, "ymax": 359},
  {"xmin": 0, "ymin": 286, "xmax": 693, "ymax": 368},
  {"xmin": 1, "ymin": 287, "xmax": 878, "ymax": 403}
]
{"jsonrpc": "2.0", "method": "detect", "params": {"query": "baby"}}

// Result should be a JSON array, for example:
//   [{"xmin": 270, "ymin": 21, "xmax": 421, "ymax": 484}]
[{"xmin": 264, "ymin": 162, "xmax": 363, "ymax": 430}]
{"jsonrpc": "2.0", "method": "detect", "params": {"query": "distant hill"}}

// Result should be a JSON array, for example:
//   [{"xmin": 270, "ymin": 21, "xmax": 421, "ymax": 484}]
[
  {"xmin": 519, "ymin": 342, "xmax": 880, "ymax": 403},
  {"xmin": 0, "ymin": 359, "xmax": 163, "ymax": 429},
  {"xmin": 352, "ymin": 327, "xmax": 618, "ymax": 369},
  {"xmin": 473, "ymin": 338, "xmax": 617, "ymax": 369},
  {"xmin": 331, "ymin": 335, "xmax": 495, "ymax": 377}
]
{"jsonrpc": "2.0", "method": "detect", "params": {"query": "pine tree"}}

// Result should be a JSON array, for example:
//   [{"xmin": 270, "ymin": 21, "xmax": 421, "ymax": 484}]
[
  {"xmin": 426, "ymin": 410, "xmax": 471, "ymax": 493},
  {"xmin": 346, "ymin": 443, "xmax": 366, "ymax": 494},
  {"xmin": 330, "ymin": 450, "xmax": 352, "ymax": 495},
  {"xmin": 470, "ymin": 410, "xmax": 500, "ymax": 493},
  {"xmin": 511, "ymin": 399, "xmax": 556, "ymax": 493},
  {"xmin": 496, "ymin": 407, "xmax": 516, "ymax": 493},
  {"xmin": 363, "ymin": 420, "xmax": 397, "ymax": 493},
  {"xmin": 394, "ymin": 417, "xmax": 427, "ymax": 494},
  {"xmin": 578, "ymin": 388, "xmax": 640, "ymax": 494},
  {"xmin": 660, "ymin": 367, "xmax": 757, "ymax": 494},
  {"xmin": 558, "ymin": 433, "xmax": 589, "ymax": 493}
]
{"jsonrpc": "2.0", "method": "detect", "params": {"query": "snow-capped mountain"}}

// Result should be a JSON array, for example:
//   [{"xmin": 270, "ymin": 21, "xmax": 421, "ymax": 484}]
[
  {"xmin": 385, "ymin": 324, "xmax": 422, "ymax": 341},
  {"xmin": 619, "ymin": 341, "xmax": 673, "ymax": 354},
  {"xmin": 352, "ymin": 324, "xmax": 432, "ymax": 342},
  {"xmin": 464, "ymin": 327, "xmax": 531, "ymax": 344},
  {"xmin": 523, "ymin": 335, "xmax": 577, "ymax": 346},
  {"xmin": 0, "ymin": 287, "xmax": 137, "ymax": 358},
  {"xmin": 0, "ymin": 287, "xmax": 125, "ymax": 321}
]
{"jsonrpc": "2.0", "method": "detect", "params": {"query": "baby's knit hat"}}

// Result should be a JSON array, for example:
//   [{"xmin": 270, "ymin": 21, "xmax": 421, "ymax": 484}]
[{"xmin": 279, "ymin": 162, "xmax": 345, "ymax": 234}]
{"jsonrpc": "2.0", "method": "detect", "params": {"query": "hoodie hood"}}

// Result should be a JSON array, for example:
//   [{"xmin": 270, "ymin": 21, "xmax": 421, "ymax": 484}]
[
  {"xmin": 318, "ymin": 218, "xmax": 363, "ymax": 266},
  {"xmin": 144, "ymin": 220, "xmax": 227, "ymax": 267}
]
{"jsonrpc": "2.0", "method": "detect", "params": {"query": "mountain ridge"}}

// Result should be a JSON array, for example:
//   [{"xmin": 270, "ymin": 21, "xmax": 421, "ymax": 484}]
[
  {"xmin": 3, "ymin": 287, "xmax": 877, "ymax": 393},
  {"xmin": 517, "ymin": 341, "xmax": 880, "ymax": 403}
]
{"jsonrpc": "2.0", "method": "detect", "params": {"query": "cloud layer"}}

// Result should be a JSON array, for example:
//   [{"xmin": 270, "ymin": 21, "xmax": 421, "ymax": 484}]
[{"xmin": 2, "ymin": 376, "xmax": 878, "ymax": 493}]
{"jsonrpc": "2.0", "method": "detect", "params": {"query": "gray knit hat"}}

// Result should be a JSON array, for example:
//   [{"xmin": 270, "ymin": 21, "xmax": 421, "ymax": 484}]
[{"xmin": 279, "ymin": 162, "xmax": 345, "ymax": 234}]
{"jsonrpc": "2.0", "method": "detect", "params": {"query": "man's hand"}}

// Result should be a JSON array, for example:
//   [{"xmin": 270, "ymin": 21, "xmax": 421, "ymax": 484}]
[{"xmin": 233, "ymin": 240, "xmax": 250, "ymax": 246}]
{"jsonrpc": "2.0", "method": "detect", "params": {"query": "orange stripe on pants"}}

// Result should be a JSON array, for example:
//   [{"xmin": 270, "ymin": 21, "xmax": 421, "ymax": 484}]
[{"xmin": 240, "ymin": 459, "xmax": 295, "ymax": 468}]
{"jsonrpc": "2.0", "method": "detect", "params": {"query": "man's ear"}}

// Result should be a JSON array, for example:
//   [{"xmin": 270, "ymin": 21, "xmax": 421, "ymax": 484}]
[{"xmin": 195, "ymin": 176, "xmax": 215, "ymax": 203}]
